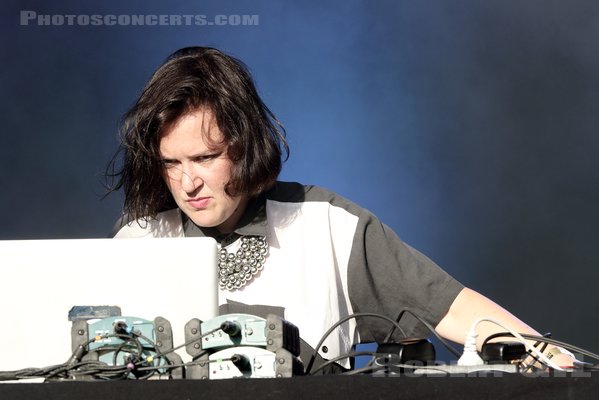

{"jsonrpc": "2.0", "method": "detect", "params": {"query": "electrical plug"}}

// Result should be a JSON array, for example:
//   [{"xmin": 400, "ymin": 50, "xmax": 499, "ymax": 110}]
[{"xmin": 458, "ymin": 330, "xmax": 485, "ymax": 366}]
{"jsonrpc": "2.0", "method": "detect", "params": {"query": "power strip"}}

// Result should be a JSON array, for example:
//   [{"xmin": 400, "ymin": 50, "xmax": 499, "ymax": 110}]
[{"xmin": 412, "ymin": 363, "xmax": 518, "ymax": 375}]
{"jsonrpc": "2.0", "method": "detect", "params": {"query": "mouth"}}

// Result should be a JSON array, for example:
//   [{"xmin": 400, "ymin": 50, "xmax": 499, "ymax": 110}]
[{"xmin": 187, "ymin": 197, "xmax": 211, "ymax": 209}]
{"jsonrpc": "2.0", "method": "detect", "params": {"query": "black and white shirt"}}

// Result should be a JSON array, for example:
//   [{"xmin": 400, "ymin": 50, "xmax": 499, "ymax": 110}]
[{"xmin": 113, "ymin": 181, "xmax": 464, "ymax": 368}]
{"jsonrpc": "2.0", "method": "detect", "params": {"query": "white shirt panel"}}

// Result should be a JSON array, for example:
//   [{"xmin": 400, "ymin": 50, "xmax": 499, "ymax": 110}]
[{"xmin": 220, "ymin": 200, "xmax": 359, "ymax": 365}]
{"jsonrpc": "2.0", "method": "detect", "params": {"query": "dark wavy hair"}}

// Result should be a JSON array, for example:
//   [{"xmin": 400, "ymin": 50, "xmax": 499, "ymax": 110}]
[{"xmin": 107, "ymin": 46, "xmax": 289, "ymax": 222}]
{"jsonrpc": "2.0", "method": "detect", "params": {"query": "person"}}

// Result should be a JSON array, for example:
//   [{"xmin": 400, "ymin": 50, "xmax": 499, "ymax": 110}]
[{"xmin": 108, "ymin": 46, "xmax": 574, "ymax": 372}]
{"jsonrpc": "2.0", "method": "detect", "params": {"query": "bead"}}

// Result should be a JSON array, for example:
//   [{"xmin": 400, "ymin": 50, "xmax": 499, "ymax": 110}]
[{"xmin": 218, "ymin": 236, "xmax": 268, "ymax": 290}]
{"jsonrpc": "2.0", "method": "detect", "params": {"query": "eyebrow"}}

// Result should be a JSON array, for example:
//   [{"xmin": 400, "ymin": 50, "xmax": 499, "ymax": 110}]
[
  {"xmin": 191, "ymin": 150, "xmax": 222, "ymax": 158},
  {"xmin": 160, "ymin": 150, "xmax": 222, "ymax": 161}
]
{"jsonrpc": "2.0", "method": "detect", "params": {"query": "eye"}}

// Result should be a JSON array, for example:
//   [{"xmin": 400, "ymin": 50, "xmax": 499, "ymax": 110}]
[
  {"xmin": 160, "ymin": 159, "xmax": 178, "ymax": 168},
  {"xmin": 193, "ymin": 153, "xmax": 221, "ymax": 163}
]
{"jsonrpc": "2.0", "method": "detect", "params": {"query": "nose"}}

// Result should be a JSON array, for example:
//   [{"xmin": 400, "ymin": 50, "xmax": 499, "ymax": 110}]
[{"xmin": 180, "ymin": 164, "xmax": 202, "ymax": 193}]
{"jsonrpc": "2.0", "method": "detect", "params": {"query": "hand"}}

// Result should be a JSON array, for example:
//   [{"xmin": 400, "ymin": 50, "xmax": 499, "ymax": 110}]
[
  {"xmin": 546, "ymin": 348, "xmax": 576, "ymax": 370},
  {"xmin": 521, "ymin": 346, "xmax": 575, "ymax": 372}
]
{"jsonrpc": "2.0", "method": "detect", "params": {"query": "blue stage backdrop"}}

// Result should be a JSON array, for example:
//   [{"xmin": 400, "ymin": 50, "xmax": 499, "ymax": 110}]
[{"xmin": 1, "ymin": 0, "xmax": 598, "ymax": 358}]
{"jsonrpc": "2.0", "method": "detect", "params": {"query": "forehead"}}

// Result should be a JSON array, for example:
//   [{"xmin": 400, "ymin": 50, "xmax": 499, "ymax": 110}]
[{"xmin": 159, "ymin": 108, "xmax": 224, "ymax": 156}]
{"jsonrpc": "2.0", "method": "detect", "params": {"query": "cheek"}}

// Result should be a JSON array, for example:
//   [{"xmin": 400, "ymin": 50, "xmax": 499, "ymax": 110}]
[{"xmin": 213, "ymin": 161, "xmax": 234, "ymax": 187}]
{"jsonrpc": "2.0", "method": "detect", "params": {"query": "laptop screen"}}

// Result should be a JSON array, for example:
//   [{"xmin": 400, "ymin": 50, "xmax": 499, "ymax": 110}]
[{"xmin": 0, "ymin": 237, "xmax": 218, "ymax": 371}]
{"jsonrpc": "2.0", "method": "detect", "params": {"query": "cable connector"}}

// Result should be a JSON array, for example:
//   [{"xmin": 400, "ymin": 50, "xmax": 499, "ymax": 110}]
[
  {"xmin": 462, "ymin": 318, "xmax": 565, "ymax": 371},
  {"xmin": 66, "ymin": 344, "xmax": 87, "ymax": 367},
  {"xmin": 457, "ymin": 330, "xmax": 484, "ymax": 366},
  {"xmin": 220, "ymin": 320, "xmax": 242, "ymax": 337},
  {"xmin": 114, "ymin": 321, "xmax": 134, "ymax": 335}
]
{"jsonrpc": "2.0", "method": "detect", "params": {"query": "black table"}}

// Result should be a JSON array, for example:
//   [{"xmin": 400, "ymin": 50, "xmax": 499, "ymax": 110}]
[{"xmin": 1, "ymin": 373, "xmax": 597, "ymax": 400}]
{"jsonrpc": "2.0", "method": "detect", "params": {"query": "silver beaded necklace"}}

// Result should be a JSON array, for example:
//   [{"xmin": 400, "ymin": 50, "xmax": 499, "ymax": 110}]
[{"xmin": 217, "ymin": 236, "xmax": 268, "ymax": 290}]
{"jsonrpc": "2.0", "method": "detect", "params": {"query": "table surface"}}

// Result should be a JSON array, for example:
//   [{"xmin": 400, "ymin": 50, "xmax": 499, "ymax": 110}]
[{"xmin": 1, "ymin": 373, "xmax": 597, "ymax": 400}]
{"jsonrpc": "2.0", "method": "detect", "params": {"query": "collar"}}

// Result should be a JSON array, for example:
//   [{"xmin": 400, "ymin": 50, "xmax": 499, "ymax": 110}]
[{"xmin": 182, "ymin": 192, "xmax": 268, "ymax": 246}]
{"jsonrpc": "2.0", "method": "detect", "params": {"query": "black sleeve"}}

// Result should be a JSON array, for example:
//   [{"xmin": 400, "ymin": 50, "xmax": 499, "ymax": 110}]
[{"xmin": 347, "ymin": 211, "xmax": 464, "ymax": 342}]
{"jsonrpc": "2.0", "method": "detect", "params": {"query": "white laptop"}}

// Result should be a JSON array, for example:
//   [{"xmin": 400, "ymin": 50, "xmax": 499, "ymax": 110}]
[{"xmin": 0, "ymin": 237, "xmax": 218, "ymax": 371}]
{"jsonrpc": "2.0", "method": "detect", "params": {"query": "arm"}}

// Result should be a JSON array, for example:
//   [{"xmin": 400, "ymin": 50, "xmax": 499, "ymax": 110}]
[
  {"xmin": 436, "ymin": 287, "xmax": 574, "ymax": 367},
  {"xmin": 435, "ymin": 287, "xmax": 538, "ymax": 349}
]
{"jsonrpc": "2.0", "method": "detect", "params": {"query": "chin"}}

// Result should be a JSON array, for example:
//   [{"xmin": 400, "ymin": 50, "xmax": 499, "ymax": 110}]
[
  {"xmin": 189, "ymin": 216, "xmax": 221, "ymax": 229},
  {"xmin": 190, "ymin": 219, "xmax": 216, "ymax": 228}
]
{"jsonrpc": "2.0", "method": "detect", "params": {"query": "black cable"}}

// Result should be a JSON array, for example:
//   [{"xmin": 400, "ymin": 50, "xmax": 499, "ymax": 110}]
[
  {"xmin": 125, "ymin": 326, "xmax": 224, "ymax": 378},
  {"xmin": 7, "ymin": 361, "xmax": 120, "ymax": 381},
  {"xmin": 478, "ymin": 331, "xmax": 599, "ymax": 371},
  {"xmin": 304, "ymin": 312, "xmax": 409, "ymax": 375},
  {"xmin": 382, "ymin": 309, "xmax": 409, "ymax": 341},
  {"xmin": 573, "ymin": 361, "xmax": 599, "ymax": 371},
  {"xmin": 6, "ymin": 333, "xmax": 144, "ymax": 381},
  {"xmin": 481, "ymin": 331, "xmax": 550, "ymax": 348},
  {"xmin": 112, "ymin": 342, "xmax": 139, "ymax": 366},
  {"xmin": 64, "ymin": 331, "xmax": 216, "ymax": 380},
  {"xmin": 68, "ymin": 327, "xmax": 170, "ymax": 380},
  {"xmin": 77, "ymin": 331, "xmax": 163, "ymax": 379},
  {"xmin": 74, "ymin": 332, "xmax": 147, "ymax": 378},
  {"xmin": 1, "ymin": 332, "xmax": 156, "ymax": 381},
  {"xmin": 12, "ymin": 362, "xmax": 72, "ymax": 380},
  {"xmin": 481, "ymin": 331, "xmax": 516, "ymax": 348},
  {"xmin": 130, "ymin": 331, "xmax": 172, "ymax": 379},
  {"xmin": 99, "ymin": 332, "xmax": 161, "ymax": 379},
  {"xmin": 139, "ymin": 325, "xmax": 223, "ymax": 360},
  {"xmin": 342, "ymin": 364, "xmax": 387, "ymax": 375},
  {"xmin": 480, "ymin": 331, "xmax": 551, "ymax": 373},
  {"xmin": 520, "ymin": 340, "xmax": 549, "ymax": 373},
  {"xmin": 52, "ymin": 360, "xmax": 131, "ymax": 381},
  {"xmin": 480, "ymin": 332, "xmax": 599, "ymax": 362},
  {"xmin": 383, "ymin": 308, "xmax": 461, "ymax": 358},
  {"xmin": 519, "ymin": 334, "xmax": 599, "ymax": 362}
]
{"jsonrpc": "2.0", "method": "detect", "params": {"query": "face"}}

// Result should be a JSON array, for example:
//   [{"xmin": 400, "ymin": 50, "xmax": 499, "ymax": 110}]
[{"xmin": 159, "ymin": 108, "xmax": 248, "ymax": 233}]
